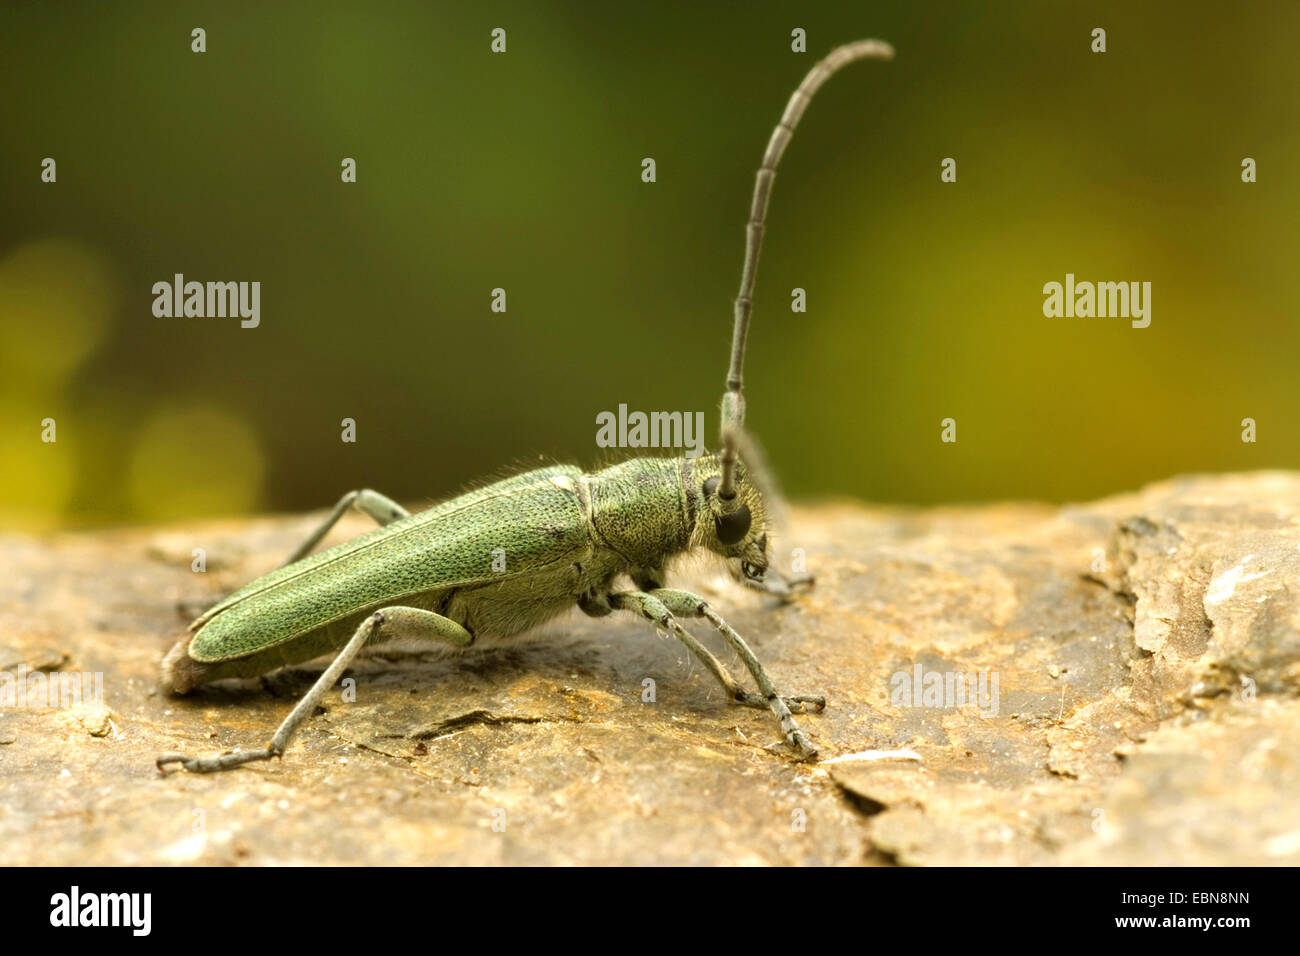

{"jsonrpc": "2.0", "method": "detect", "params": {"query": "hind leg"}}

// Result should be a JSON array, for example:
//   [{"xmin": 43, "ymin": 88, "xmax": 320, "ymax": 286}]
[{"xmin": 157, "ymin": 606, "xmax": 471, "ymax": 774}]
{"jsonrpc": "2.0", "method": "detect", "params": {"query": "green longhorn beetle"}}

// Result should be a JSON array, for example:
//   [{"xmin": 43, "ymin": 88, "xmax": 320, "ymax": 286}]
[{"xmin": 157, "ymin": 39, "xmax": 895, "ymax": 774}]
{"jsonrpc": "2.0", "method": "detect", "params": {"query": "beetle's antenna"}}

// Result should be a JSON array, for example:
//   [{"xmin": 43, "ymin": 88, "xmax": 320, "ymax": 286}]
[{"xmin": 719, "ymin": 38, "xmax": 894, "ymax": 502}]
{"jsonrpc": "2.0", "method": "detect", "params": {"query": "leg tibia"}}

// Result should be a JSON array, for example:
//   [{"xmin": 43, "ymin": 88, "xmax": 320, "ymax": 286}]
[{"xmin": 158, "ymin": 606, "xmax": 470, "ymax": 775}]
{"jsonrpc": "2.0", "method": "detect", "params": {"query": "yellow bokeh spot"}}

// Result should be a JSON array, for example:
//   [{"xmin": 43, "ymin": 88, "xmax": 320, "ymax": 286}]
[
  {"xmin": 0, "ymin": 238, "xmax": 118, "ymax": 389},
  {"xmin": 128, "ymin": 407, "xmax": 264, "ymax": 521},
  {"xmin": 0, "ymin": 403, "xmax": 76, "ymax": 531}
]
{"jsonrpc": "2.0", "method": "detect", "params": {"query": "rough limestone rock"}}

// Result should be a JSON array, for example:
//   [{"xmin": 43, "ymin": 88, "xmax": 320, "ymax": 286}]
[{"xmin": 1, "ymin": 472, "xmax": 1297, "ymax": 865}]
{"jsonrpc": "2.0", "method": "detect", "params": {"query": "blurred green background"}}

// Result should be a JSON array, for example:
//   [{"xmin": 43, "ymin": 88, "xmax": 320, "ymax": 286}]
[{"xmin": 2, "ymin": 1, "xmax": 1296, "ymax": 530}]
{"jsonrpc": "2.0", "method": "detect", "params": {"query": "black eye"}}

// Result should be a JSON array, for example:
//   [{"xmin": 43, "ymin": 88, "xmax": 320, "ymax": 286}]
[
  {"xmin": 702, "ymin": 476, "xmax": 750, "ymax": 544},
  {"xmin": 715, "ymin": 505, "xmax": 751, "ymax": 545}
]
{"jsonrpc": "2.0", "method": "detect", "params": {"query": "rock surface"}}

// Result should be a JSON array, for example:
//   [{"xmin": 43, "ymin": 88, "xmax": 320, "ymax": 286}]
[{"xmin": 1, "ymin": 472, "xmax": 1298, "ymax": 865}]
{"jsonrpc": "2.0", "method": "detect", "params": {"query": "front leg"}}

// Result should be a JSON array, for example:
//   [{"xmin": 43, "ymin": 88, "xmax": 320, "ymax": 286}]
[{"xmin": 607, "ymin": 589, "xmax": 822, "ymax": 759}]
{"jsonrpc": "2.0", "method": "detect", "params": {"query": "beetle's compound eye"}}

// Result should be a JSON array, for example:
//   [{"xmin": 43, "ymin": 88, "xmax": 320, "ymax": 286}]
[
  {"xmin": 703, "ymin": 476, "xmax": 752, "ymax": 544},
  {"xmin": 715, "ymin": 505, "xmax": 752, "ymax": 545}
]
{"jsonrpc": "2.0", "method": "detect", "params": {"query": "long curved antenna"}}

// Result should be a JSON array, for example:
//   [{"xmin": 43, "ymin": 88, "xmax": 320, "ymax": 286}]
[{"xmin": 718, "ymin": 38, "xmax": 894, "ymax": 501}]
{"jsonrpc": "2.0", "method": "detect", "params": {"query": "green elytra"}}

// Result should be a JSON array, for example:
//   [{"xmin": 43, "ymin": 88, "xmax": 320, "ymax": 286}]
[
  {"xmin": 158, "ymin": 39, "xmax": 895, "ymax": 774},
  {"xmin": 169, "ymin": 457, "xmax": 762, "ymax": 685}
]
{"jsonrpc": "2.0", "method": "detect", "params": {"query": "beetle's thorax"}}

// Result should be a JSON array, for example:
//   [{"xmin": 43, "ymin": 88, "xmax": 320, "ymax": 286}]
[{"xmin": 586, "ymin": 456, "xmax": 702, "ymax": 567}]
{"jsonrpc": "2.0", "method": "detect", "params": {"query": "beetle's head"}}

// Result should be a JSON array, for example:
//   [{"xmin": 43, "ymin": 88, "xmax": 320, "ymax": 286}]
[{"xmin": 694, "ymin": 456, "xmax": 771, "ymax": 584}]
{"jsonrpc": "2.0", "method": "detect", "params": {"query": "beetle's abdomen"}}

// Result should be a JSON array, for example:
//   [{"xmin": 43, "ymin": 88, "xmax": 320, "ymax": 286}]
[{"xmin": 188, "ymin": 472, "xmax": 589, "ymax": 663}]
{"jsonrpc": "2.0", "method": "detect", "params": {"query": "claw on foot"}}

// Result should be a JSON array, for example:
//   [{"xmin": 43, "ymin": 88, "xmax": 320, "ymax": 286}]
[
  {"xmin": 789, "ymin": 731, "xmax": 819, "ymax": 761},
  {"xmin": 734, "ymin": 691, "xmax": 826, "ymax": 714},
  {"xmin": 155, "ymin": 752, "xmax": 190, "ymax": 775},
  {"xmin": 789, "ymin": 694, "xmax": 826, "ymax": 713},
  {"xmin": 156, "ymin": 745, "xmax": 279, "ymax": 775}
]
